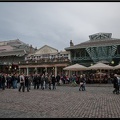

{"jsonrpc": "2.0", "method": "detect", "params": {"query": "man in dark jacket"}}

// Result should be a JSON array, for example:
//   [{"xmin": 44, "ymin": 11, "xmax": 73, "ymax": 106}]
[
  {"xmin": 25, "ymin": 75, "xmax": 30, "ymax": 92},
  {"xmin": 36, "ymin": 74, "xmax": 41, "ymax": 89},
  {"xmin": 1, "ymin": 73, "xmax": 6, "ymax": 90},
  {"xmin": 56, "ymin": 74, "xmax": 60, "ymax": 86},
  {"xmin": 52, "ymin": 74, "xmax": 56, "ymax": 90},
  {"xmin": 113, "ymin": 74, "xmax": 119, "ymax": 94},
  {"xmin": 33, "ymin": 74, "xmax": 37, "ymax": 89}
]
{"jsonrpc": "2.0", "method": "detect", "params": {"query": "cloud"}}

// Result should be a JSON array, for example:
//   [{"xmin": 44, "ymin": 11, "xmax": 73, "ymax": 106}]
[{"xmin": 0, "ymin": 2, "xmax": 120, "ymax": 51}]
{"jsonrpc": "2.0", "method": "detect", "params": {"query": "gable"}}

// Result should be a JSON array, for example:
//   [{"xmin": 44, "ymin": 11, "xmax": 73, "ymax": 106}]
[{"xmin": 35, "ymin": 45, "xmax": 58, "ymax": 55}]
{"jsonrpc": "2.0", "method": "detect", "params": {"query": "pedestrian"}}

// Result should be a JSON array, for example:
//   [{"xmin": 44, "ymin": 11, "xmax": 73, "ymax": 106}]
[
  {"xmin": 1, "ymin": 73, "xmax": 5, "ymax": 90},
  {"xmin": 79, "ymin": 81, "xmax": 83, "ymax": 91},
  {"xmin": 25, "ymin": 75, "xmax": 30, "ymax": 92},
  {"xmin": 18, "ymin": 73, "xmax": 25, "ymax": 92},
  {"xmin": 12, "ymin": 73, "xmax": 17, "ymax": 89},
  {"xmin": 41, "ymin": 74, "xmax": 45, "ymax": 90},
  {"xmin": 45, "ymin": 74, "xmax": 48, "ymax": 89},
  {"xmin": 56, "ymin": 74, "xmax": 60, "ymax": 86},
  {"xmin": 51, "ymin": 74, "xmax": 56, "ymax": 90},
  {"xmin": 113, "ymin": 74, "xmax": 119, "ymax": 94},
  {"xmin": 36, "ymin": 74, "xmax": 41, "ymax": 89},
  {"xmin": 48, "ymin": 74, "xmax": 52, "ymax": 90},
  {"xmin": 28, "ymin": 74, "xmax": 33, "ymax": 90},
  {"xmin": 33, "ymin": 74, "xmax": 37, "ymax": 89},
  {"xmin": 79, "ymin": 74, "xmax": 86, "ymax": 91},
  {"xmin": 6, "ymin": 74, "xmax": 12, "ymax": 89},
  {"xmin": 14, "ymin": 73, "xmax": 18, "ymax": 88},
  {"xmin": 117, "ymin": 75, "xmax": 120, "ymax": 94}
]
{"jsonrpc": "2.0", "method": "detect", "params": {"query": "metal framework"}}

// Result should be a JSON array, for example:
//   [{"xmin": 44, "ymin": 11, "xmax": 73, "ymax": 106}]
[{"xmin": 67, "ymin": 33, "xmax": 120, "ymax": 66}]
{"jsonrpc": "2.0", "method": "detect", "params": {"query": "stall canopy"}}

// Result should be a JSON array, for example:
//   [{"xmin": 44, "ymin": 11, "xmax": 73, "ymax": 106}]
[
  {"xmin": 87, "ymin": 62, "xmax": 113, "ymax": 70},
  {"xmin": 63, "ymin": 63, "xmax": 87, "ymax": 71},
  {"xmin": 114, "ymin": 64, "xmax": 120, "ymax": 69}
]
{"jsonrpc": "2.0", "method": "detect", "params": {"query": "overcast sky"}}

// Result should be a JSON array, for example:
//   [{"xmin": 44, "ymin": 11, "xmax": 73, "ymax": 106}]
[{"xmin": 0, "ymin": 2, "xmax": 120, "ymax": 51}]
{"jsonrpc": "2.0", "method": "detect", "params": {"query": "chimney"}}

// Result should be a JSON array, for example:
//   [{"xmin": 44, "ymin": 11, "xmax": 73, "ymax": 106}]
[
  {"xmin": 30, "ymin": 45, "xmax": 32, "ymax": 53},
  {"xmin": 70, "ymin": 40, "xmax": 74, "ymax": 47},
  {"xmin": 35, "ymin": 47, "xmax": 37, "ymax": 51}
]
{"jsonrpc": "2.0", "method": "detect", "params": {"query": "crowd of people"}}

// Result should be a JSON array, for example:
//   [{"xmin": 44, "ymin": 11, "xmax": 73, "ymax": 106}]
[
  {"xmin": 0, "ymin": 72, "xmax": 61, "ymax": 92},
  {"xmin": 0, "ymin": 72, "xmax": 119, "ymax": 94}
]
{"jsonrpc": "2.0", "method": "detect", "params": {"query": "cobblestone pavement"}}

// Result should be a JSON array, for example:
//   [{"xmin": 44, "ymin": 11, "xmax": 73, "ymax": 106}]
[{"xmin": 0, "ymin": 84, "xmax": 119, "ymax": 118}]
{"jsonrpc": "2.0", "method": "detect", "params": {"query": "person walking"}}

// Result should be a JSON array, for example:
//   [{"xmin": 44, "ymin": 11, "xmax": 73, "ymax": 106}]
[
  {"xmin": 79, "ymin": 74, "xmax": 86, "ymax": 91},
  {"xmin": 12, "ymin": 73, "xmax": 16, "ymax": 89},
  {"xmin": 117, "ymin": 75, "xmax": 120, "ymax": 94},
  {"xmin": 51, "ymin": 74, "xmax": 56, "ymax": 90},
  {"xmin": 113, "ymin": 74, "xmax": 119, "ymax": 94},
  {"xmin": 1, "ymin": 73, "xmax": 5, "ymax": 90},
  {"xmin": 56, "ymin": 74, "xmax": 60, "ymax": 86},
  {"xmin": 82, "ymin": 75, "xmax": 86, "ymax": 91},
  {"xmin": 41, "ymin": 74, "xmax": 45, "ymax": 90},
  {"xmin": 6, "ymin": 74, "xmax": 12, "ymax": 89},
  {"xmin": 18, "ymin": 73, "xmax": 25, "ymax": 92},
  {"xmin": 48, "ymin": 74, "xmax": 52, "ymax": 90},
  {"xmin": 36, "ymin": 74, "xmax": 41, "ymax": 89},
  {"xmin": 33, "ymin": 74, "xmax": 37, "ymax": 89},
  {"xmin": 25, "ymin": 75, "xmax": 30, "ymax": 92},
  {"xmin": 45, "ymin": 74, "xmax": 48, "ymax": 89}
]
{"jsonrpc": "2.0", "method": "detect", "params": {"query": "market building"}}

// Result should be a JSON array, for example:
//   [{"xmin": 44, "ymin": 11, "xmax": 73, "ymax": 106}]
[
  {"xmin": 19, "ymin": 45, "xmax": 71, "ymax": 76},
  {"xmin": 65, "ymin": 32, "xmax": 120, "ymax": 67}
]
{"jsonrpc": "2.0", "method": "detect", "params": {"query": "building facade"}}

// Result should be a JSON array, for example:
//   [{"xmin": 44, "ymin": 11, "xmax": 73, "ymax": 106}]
[
  {"xmin": 19, "ymin": 45, "xmax": 71, "ymax": 76},
  {"xmin": 0, "ymin": 39, "xmax": 36, "ymax": 73},
  {"xmin": 65, "ymin": 33, "xmax": 120, "ymax": 67}
]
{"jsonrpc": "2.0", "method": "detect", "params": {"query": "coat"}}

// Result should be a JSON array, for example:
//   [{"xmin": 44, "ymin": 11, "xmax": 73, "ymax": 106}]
[{"xmin": 113, "ymin": 76, "xmax": 118, "ymax": 88}]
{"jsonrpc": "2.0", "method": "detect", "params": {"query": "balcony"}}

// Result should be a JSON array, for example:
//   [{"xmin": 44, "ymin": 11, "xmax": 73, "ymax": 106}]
[{"xmin": 20, "ymin": 58, "xmax": 71, "ymax": 65}]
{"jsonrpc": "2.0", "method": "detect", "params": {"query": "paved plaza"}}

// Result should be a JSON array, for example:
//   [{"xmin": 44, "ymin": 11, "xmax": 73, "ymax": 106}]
[{"xmin": 0, "ymin": 84, "xmax": 119, "ymax": 118}]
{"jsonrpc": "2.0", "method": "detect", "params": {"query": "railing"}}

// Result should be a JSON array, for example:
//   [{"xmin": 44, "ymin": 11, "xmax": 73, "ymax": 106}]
[{"xmin": 20, "ymin": 58, "xmax": 71, "ymax": 65}]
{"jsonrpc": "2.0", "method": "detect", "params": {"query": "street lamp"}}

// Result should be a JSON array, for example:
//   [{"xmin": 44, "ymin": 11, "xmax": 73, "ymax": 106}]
[
  {"xmin": 111, "ymin": 61, "xmax": 114, "ymax": 66},
  {"xmin": 9, "ymin": 66, "xmax": 11, "ymax": 72},
  {"xmin": 91, "ymin": 63, "xmax": 93, "ymax": 66}
]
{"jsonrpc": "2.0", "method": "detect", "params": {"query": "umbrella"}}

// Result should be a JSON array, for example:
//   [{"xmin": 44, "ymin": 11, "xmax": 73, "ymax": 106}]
[
  {"xmin": 88, "ymin": 62, "xmax": 113, "ymax": 81},
  {"xmin": 87, "ymin": 62, "xmax": 113, "ymax": 70},
  {"xmin": 114, "ymin": 64, "xmax": 120, "ymax": 69},
  {"xmin": 63, "ymin": 63, "xmax": 87, "ymax": 71}
]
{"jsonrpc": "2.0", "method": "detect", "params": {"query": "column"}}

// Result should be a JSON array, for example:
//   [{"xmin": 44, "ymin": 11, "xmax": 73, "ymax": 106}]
[
  {"xmin": 26, "ymin": 67, "xmax": 29, "ymax": 76},
  {"xmin": 35, "ymin": 67, "xmax": 37, "ymax": 74},
  {"xmin": 45, "ymin": 67, "xmax": 47, "ymax": 74},
  {"xmin": 55, "ymin": 66, "xmax": 57, "ymax": 77}
]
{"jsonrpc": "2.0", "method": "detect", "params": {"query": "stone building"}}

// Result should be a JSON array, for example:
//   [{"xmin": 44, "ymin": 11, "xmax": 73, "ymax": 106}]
[
  {"xmin": 19, "ymin": 45, "xmax": 71, "ymax": 76},
  {"xmin": 0, "ymin": 39, "xmax": 36, "ymax": 73}
]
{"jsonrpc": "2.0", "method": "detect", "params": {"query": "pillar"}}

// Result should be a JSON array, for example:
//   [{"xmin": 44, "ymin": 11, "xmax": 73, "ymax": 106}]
[
  {"xmin": 55, "ymin": 66, "xmax": 57, "ymax": 77},
  {"xmin": 35, "ymin": 67, "xmax": 37, "ymax": 74},
  {"xmin": 26, "ymin": 67, "xmax": 29, "ymax": 76}
]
